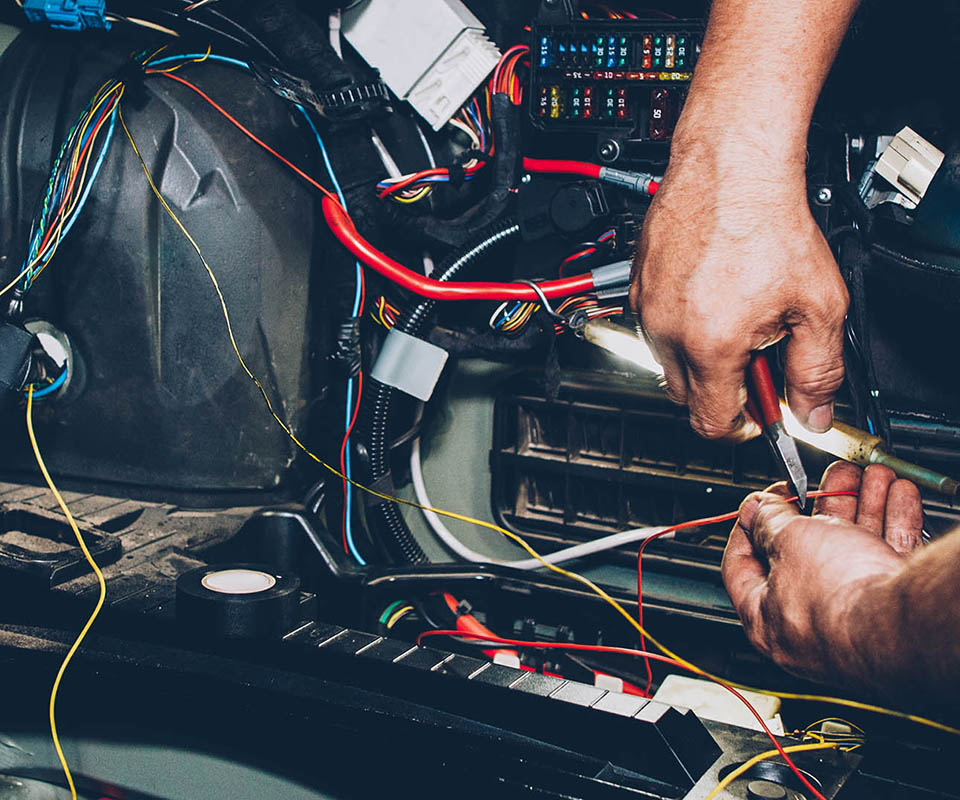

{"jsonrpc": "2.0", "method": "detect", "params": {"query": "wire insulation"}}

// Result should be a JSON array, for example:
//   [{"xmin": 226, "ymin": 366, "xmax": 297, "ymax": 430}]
[{"xmin": 27, "ymin": 387, "xmax": 106, "ymax": 800}]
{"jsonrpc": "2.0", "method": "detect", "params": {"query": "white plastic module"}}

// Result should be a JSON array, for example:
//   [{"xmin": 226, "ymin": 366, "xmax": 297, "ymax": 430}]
[
  {"xmin": 875, "ymin": 126, "xmax": 945, "ymax": 206},
  {"xmin": 342, "ymin": 0, "xmax": 501, "ymax": 131}
]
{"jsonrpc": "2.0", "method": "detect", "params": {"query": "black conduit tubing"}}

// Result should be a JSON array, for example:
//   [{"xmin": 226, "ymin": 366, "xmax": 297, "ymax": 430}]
[{"xmin": 358, "ymin": 220, "xmax": 521, "ymax": 565}]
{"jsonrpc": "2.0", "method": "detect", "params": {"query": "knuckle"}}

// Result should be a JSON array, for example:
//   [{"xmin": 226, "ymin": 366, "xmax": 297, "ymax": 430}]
[
  {"xmin": 793, "ymin": 360, "xmax": 845, "ymax": 396},
  {"xmin": 690, "ymin": 411, "xmax": 738, "ymax": 440}
]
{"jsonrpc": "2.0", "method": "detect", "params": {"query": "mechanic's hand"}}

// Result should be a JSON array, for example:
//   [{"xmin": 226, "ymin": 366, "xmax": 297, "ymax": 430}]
[
  {"xmin": 629, "ymin": 142, "xmax": 849, "ymax": 439},
  {"xmin": 721, "ymin": 461, "xmax": 923, "ymax": 684}
]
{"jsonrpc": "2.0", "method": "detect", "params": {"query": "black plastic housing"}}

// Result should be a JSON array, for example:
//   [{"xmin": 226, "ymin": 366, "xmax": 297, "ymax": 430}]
[{"xmin": 0, "ymin": 31, "xmax": 324, "ymax": 500}]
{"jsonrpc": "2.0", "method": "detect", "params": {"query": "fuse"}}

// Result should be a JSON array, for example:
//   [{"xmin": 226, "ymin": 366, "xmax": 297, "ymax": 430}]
[
  {"xmin": 676, "ymin": 35, "xmax": 687, "ymax": 68},
  {"xmin": 665, "ymin": 34, "xmax": 675, "ymax": 69},
  {"xmin": 649, "ymin": 88, "xmax": 670, "ymax": 139},
  {"xmin": 641, "ymin": 33, "xmax": 652, "ymax": 69}
]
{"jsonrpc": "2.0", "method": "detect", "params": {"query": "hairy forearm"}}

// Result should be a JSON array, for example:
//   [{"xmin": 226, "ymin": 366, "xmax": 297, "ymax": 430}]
[
  {"xmin": 674, "ymin": 0, "xmax": 861, "ymax": 173},
  {"xmin": 843, "ymin": 533, "xmax": 960, "ymax": 708}
]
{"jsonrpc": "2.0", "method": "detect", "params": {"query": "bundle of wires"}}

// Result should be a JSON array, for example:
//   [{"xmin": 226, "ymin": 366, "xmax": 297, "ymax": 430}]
[
  {"xmin": 0, "ymin": 75, "xmax": 125, "ymax": 304},
  {"xmin": 375, "ymin": 98, "xmax": 490, "ymax": 202},
  {"xmin": 374, "ymin": 44, "xmax": 528, "ymax": 203},
  {"xmin": 489, "ymin": 292, "xmax": 622, "ymax": 335},
  {"xmin": 370, "ymin": 295, "xmax": 400, "ymax": 329},
  {"xmin": 489, "ymin": 43, "xmax": 529, "ymax": 104}
]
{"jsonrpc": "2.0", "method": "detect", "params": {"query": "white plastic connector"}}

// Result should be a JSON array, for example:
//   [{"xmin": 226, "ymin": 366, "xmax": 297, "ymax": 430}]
[
  {"xmin": 342, "ymin": 0, "xmax": 501, "ymax": 131},
  {"xmin": 875, "ymin": 126, "xmax": 945, "ymax": 206}
]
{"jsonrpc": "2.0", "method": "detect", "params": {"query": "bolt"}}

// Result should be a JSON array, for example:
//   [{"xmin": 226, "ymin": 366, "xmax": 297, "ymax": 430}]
[
  {"xmin": 521, "ymin": 173, "xmax": 531, "ymax": 184},
  {"xmin": 598, "ymin": 139, "xmax": 620, "ymax": 162},
  {"xmin": 850, "ymin": 135, "xmax": 865, "ymax": 154},
  {"xmin": 816, "ymin": 187, "xmax": 832, "ymax": 204}
]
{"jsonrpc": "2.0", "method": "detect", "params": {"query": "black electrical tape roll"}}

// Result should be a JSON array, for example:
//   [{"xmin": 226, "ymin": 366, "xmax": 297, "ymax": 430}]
[{"xmin": 176, "ymin": 563, "xmax": 300, "ymax": 639}]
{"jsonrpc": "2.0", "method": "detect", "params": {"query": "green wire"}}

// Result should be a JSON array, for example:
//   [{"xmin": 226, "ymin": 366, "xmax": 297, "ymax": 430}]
[{"xmin": 379, "ymin": 600, "xmax": 407, "ymax": 625}]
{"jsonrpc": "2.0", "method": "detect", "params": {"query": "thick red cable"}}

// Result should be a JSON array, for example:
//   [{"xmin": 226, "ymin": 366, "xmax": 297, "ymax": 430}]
[
  {"xmin": 156, "ymin": 72, "xmax": 600, "ymax": 303},
  {"xmin": 523, "ymin": 157, "xmax": 602, "ymax": 179},
  {"xmin": 322, "ymin": 197, "xmax": 596, "ymax": 301},
  {"xmin": 419, "ymin": 630, "xmax": 829, "ymax": 800}
]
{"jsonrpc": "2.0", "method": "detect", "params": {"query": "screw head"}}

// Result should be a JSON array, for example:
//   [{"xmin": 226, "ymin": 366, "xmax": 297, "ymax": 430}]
[
  {"xmin": 598, "ymin": 139, "xmax": 620, "ymax": 162},
  {"xmin": 816, "ymin": 187, "xmax": 832, "ymax": 204},
  {"xmin": 521, "ymin": 173, "xmax": 532, "ymax": 184}
]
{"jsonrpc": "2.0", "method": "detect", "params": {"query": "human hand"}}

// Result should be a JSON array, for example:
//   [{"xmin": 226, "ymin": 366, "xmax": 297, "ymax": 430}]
[
  {"xmin": 721, "ymin": 461, "xmax": 923, "ymax": 684},
  {"xmin": 629, "ymin": 138, "xmax": 849, "ymax": 440}
]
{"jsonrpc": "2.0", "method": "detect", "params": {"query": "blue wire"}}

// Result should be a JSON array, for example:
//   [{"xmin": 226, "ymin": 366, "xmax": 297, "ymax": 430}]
[
  {"xmin": 147, "ymin": 54, "xmax": 251, "ymax": 70},
  {"xmin": 867, "ymin": 417, "xmax": 876, "ymax": 435},
  {"xmin": 295, "ymin": 105, "xmax": 367, "ymax": 566},
  {"xmin": 144, "ymin": 53, "xmax": 371, "ymax": 563},
  {"xmin": 29, "ymin": 366, "xmax": 68, "ymax": 399}
]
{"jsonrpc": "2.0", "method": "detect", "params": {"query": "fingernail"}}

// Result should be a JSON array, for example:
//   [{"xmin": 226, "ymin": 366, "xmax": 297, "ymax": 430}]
[{"xmin": 805, "ymin": 402, "xmax": 834, "ymax": 433}]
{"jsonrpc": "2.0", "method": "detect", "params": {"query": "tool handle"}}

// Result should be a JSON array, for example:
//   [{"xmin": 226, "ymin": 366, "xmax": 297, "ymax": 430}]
[{"xmin": 748, "ymin": 353, "xmax": 782, "ymax": 426}]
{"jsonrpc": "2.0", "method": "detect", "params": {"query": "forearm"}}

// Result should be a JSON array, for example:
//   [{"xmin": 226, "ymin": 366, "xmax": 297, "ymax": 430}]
[
  {"xmin": 842, "ymin": 533, "xmax": 960, "ymax": 708},
  {"xmin": 674, "ymin": 0, "xmax": 861, "ymax": 174}
]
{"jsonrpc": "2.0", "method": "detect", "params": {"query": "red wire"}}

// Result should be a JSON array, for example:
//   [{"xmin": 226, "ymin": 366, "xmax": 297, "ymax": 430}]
[
  {"xmin": 419, "ymin": 630, "xmax": 829, "ymax": 800},
  {"xmin": 153, "ymin": 72, "xmax": 337, "ymax": 201},
  {"xmin": 634, "ymin": 491, "xmax": 859, "ymax": 697},
  {"xmin": 156, "ymin": 72, "xmax": 599, "ymax": 303}
]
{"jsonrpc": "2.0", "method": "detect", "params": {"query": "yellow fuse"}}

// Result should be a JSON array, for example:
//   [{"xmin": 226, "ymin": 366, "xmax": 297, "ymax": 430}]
[{"xmin": 550, "ymin": 85, "xmax": 560, "ymax": 96}]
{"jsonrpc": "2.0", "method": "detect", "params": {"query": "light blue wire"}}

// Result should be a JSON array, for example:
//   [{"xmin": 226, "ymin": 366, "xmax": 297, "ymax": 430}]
[
  {"xmin": 295, "ymin": 105, "xmax": 367, "ymax": 566},
  {"xmin": 147, "ymin": 54, "xmax": 251, "ymax": 70},
  {"xmin": 29, "ymin": 366, "xmax": 68, "ymax": 399},
  {"xmin": 146, "ymin": 53, "xmax": 369, "ymax": 565}
]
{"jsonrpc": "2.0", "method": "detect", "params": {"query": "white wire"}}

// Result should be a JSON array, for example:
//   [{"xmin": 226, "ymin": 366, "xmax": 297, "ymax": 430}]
[
  {"xmin": 328, "ymin": 8, "xmax": 343, "ymax": 58},
  {"xmin": 370, "ymin": 129, "xmax": 403, "ymax": 178},
  {"xmin": 415, "ymin": 123, "xmax": 437, "ymax": 168},
  {"xmin": 410, "ymin": 438, "xmax": 669, "ymax": 569}
]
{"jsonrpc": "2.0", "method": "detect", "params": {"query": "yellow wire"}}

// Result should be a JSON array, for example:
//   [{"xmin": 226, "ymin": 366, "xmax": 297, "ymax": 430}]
[
  {"xmin": 386, "ymin": 606, "xmax": 414, "ymax": 629},
  {"xmin": 118, "ymin": 104, "xmax": 960, "ymax": 740},
  {"xmin": 703, "ymin": 741, "xmax": 839, "ymax": 800},
  {"xmin": 26, "ymin": 387, "xmax": 107, "ymax": 800}
]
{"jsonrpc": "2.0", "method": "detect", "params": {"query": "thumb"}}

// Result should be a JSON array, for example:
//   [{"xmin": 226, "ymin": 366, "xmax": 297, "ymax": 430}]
[
  {"xmin": 737, "ymin": 491, "xmax": 801, "ymax": 562},
  {"xmin": 784, "ymin": 304, "xmax": 847, "ymax": 434}
]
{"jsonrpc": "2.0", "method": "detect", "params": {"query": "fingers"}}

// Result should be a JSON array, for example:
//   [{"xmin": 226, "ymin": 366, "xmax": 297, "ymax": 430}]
[
  {"xmin": 738, "ymin": 491, "xmax": 801, "ymax": 559},
  {"xmin": 813, "ymin": 460, "xmax": 862, "ymax": 520},
  {"xmin": 855, "ymin": 464, "xmax": 897, "ymax": 535},
  {"xmin": 783, "ymin": 277, "xmax": 849, "ymax": 432},
  {"xmin": 883, "ymin": 478, "xmax": 924, "ymax": 554},
  {"xmin": 685, "ymin": 356, "xmax": 759, "ymax": 441},
  {"xmin": 721, "ymin": 524, "xmax": 768, "ymax": 642}
]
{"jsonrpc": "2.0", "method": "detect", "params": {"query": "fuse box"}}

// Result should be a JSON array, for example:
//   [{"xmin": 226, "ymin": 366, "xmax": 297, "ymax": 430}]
[{"xmin": 529, "ymin": 21, "xmax": 701, "ymax": 135}]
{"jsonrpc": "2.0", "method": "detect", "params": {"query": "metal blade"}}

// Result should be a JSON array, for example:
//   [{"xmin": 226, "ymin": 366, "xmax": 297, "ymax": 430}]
[{"xmin": 769, "ymin": 423, "xmax": 808, "ymax": 510}]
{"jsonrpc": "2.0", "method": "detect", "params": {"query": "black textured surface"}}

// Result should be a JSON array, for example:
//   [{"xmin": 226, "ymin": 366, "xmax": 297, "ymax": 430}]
[{"xmin": 0, "ymin": 31, "xmax": 321, "ymax": 499}]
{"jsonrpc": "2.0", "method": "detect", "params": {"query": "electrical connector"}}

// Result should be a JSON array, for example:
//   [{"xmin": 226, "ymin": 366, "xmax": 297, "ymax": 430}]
[
  {"xmin": 875, "ymin": 126, "xmax": 944, "ymax": 206},
  {"xmin": 597, "ymin": 166, "xmax": 660, "ymax": 197},
  {"xmin": 342, "ymin": 0, "xmax": 500, "ymax": 131},
  {"xmin": 22, "ymin": 0, "xmax": 110, "ymax": 31}
]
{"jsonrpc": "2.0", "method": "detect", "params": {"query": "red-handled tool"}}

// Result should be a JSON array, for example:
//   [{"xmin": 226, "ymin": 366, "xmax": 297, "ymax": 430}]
[{"xmin": 746, "ymin": 353, "xmax": 809, "ymax": 510}]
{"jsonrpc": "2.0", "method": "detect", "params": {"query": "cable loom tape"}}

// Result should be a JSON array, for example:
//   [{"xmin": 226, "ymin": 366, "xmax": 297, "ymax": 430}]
[{"xmin": 176, "ymin": 563, "xmax": 300, "ymax": 639}]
